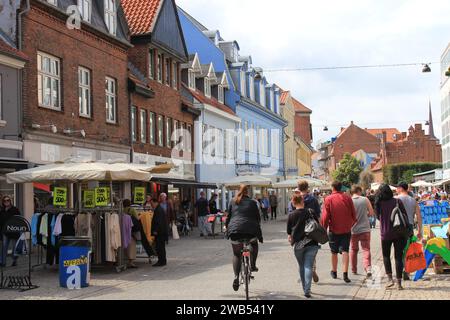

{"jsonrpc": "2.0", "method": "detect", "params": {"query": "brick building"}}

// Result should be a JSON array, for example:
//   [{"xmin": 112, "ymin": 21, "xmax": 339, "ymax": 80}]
[
  {"xmin": 122, "ymin": 0, "xmax": 199, "ymax": 189},
  {"xmin": 293, "ymin": 98, "xmax": 313, "ymax": 145},
  {"xmin": 19, "ymin": 0, "xmax": 132, "ymax": 219}
]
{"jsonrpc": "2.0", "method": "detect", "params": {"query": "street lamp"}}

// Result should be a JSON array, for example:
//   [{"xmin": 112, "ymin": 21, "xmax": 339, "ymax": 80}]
[
  {"xmin": 446, "ymin": 67, "xmax": 450, "ymax": 77},
  {"xmin": 32, "ymin": 123, "xmax": 57, "ymax": 133},
  {"xmin": 323, "ymin": 126, "xmax": 329, "ymax": 132},
  {"xmin": 63, "ymin": 128, "xmax": 86, "ymax": 138},
  {"xmin": 422, "ymin": 64, "xmax": 431, "ymax": 73}
]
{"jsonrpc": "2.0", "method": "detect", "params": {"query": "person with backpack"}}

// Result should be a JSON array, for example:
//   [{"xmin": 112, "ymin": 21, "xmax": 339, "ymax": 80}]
[
  {"xmin": 287, "ymin": 194, "xmax": 320, "ymax": 298},
  {"xmin": 375, "ymin": 184, "xmax": 410, "ymax": 290}
]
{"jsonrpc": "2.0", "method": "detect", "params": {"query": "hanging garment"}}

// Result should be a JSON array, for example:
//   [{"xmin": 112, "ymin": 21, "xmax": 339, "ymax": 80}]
[
  {"xmin": 94, "ymin": 213, "xmax": 102, "ymax": 265},
  {"xmin": 122, "ymin": 214, "xmax": 133, "ymax": 249},
  {"xmin": 109, "ymin": 213, "xmax": 121, "ymax": 262},
  {"xmin": 75, "ymin": 213, "xmax": 92, "ymax": 240},
  {"xmin": 46, "ymin": 214, "xmax": 56, "ymax": 265},
  {"xmin": 105, "ymin": 213, "xmax": 113, "ymax": 262},
  {"xmin": 61, "ymin": 214, "xmax": 76, "ymax": 237},
  {"xmin": 53, "ymin": 214, "xmax": 64, "ymax": 237},
  {"xmin": 140, "ymin": 211, "xmax": 155, "ymax": 244},
  {"xmin": 31, "ymin": 213, "xmax": 41, "ymax": 246},
  {"xmin": 101, "ymin": 214, "xmax": 106, "ymax": 263},
  {"xmin": 39, "ymin": 213, "xmax": 48, "ymax": 246},
  {"xmin": 36, "ymin": 213, "xmax": 44, "ymax": 245},
  {"xmin": 50, "ymin": 215, "xmax": 57, "ymax": 247}
]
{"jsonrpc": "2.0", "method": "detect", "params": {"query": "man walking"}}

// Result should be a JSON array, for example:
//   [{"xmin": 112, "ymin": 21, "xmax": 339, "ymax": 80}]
[
  {"xmin": 195, "ymin": 192, "xmax": 211, "ymax": 237},
  {"xmin": 151, "ymin": 197, "xmax": 168, "ymax": 267},
  {"xmin": 367, "ymin": 190, "xmax": 377, "ymax": 228},
  {"xmin": 396, "ymin": 182, "xmax": 423, "ymax": 281},
  {"xmin": 321, "ymin": 181, "xmax": 357, "ymax": 283},
  {"xmin": 350, "ymin": 185, "xmax": 374, "ymax": 278},
  {"xmin": 297, "ymin": 180, "xmax": 322, "ymax": 283},
  {"xmin": 269, "ymin": 191, "xmax": 278, "ymax": 220}
]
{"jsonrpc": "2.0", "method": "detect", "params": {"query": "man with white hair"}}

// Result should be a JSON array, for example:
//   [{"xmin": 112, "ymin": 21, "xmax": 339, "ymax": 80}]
[{"xmin": 159, "ymin": 193, "xmax": 174, "ymax": 243}]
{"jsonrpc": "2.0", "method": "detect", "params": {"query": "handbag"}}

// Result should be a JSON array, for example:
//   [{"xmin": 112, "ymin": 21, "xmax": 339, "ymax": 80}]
[
  {"xmin": 304, "ymin": 209, "xmax": 329, "ymax": 244},
  {"xmin": 172, "ymin": 223, "xmax": 180, "ymax": 240},
  {"xmin": 404, "ymin": 238, "xmax": 426, "ymax": 273}
]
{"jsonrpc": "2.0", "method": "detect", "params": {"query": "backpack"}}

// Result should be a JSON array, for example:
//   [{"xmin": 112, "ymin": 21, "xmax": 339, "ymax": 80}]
[
  {"xmin": 304, "ymin": 209, "xmax": 329, "ymax": 244},
  {"xmin": 390, "ymin": 200, "xmax": 409, "ymax": 238}
]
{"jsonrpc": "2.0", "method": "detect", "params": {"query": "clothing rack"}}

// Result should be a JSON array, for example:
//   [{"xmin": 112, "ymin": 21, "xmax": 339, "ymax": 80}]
[{"xmin": 128, "ymin": 206, "xmax": 156, "ymax": 260}]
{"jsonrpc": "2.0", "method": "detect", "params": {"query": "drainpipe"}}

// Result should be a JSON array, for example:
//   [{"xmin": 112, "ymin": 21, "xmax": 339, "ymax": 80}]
[{"xmin": 18, "ymin": 0, "xmax": 31, "ymax": 51}]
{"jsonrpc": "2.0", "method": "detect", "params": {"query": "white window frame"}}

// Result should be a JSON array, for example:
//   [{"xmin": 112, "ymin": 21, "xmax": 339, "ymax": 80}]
[
  {"xmin": 149, "ymin": 112, "xmax": 156, "ymax": 145},
  {"xmin": 47, "ymin": 0, "xmax": 57, "ymax": 6},
  {"xmin": 104, "ymin": 0, "xmax": 117, "ymax": 36},
  {"xmin": 157, "ymin": 54, "xmax": 163, "ymax": 83},
  {"xmin": 78, "ymin": 0, "xmax": 91, "ymax": 22},
  {"xmin": 260, "ymin": 82, "xmax": 266, "ymax": 107},
  {"xmin": 172, "ymin": 61, "xmax": 178, "ymax": 89},
  {"xmin": 148, "ymin": 49, "xmax": 155, "ymax": 79},
  {"xmin": 186, "ymin": 124, "xmax": 192, "ymax": 152},
  {"xmin": 218, "ymin": 85, "xmax": 224, "ymax": 104},
  {"xmin": 249, "ymin": 75, "xmax": 255, "ymax": 100},
  {"xmin": 240, "ymin": 70, "xmax": 246, "ymax": 96},
  {"xmin": 140, "ymin": 109, "xmax": 147, "ymax": 143},
  {"xmin": 165, "ymin": 58, "xmax": 171, "ymax": 86},
  {"xmin": 131, "ymin": 106, "xmax": 137, "ymax": 142},
  {"xmin": 37, "ymin": 52, "xmax": 61, "ymax": 110},
  {"xmin": 105, "ymin": 77, "xmax": 117, "ymax": 124},
  {"xmin": 238, "ymin": 123, "xmax": 244, "ymax": 151},
  {"xmin": 78, "ymin": 67, "xmax": 91, "ymax": 117},
  {"xmin": 188, "ymin": 70, "xmax": 196, "ymax": 90},
  {"xmin": 270, "ymin": 89, "xmax": 274, "ymax": 112},
  {"xmin": 157, "ymin": 115, "xmax": 164, "ymax": 147},
  {"xmin": 173, "ymin": 119, "xmax": 179, "ymax": 148},
  {"xmin": 166, "ymin": 117, "xmax": 172, "ymax": 147},
  {"xmin": 204, "ymin": 78, "xmax": 211, "ymax": 98}
]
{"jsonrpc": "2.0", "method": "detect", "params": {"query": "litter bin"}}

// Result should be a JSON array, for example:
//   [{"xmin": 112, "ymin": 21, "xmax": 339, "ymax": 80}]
[{"xmin": 59, "ymin": 236, "xmax": 91, "ymax": 289}]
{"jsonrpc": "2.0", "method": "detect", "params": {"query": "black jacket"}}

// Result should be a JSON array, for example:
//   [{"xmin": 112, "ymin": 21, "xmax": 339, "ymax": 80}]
[
  {"xmin": 0, "ymin": 206, "xmax": 21, "ymax": 239},
  {"xmin": 287, "ymin": 208, "xmax": 319, "ymax": 247},
  {"xmin": 151, "ymin": 205, "xmax": 168, "ymax": 241},
  {"xmin": 226, "ymin": 197, "xmax": 263, "ymax": 243},
  {"xmin": 303, "ymin": 194, "xmax": 321, "ymax": 219}
]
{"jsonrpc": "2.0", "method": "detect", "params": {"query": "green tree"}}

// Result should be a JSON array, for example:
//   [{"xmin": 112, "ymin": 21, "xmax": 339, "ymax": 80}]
[
  {"xmin": 332, "ymin": 153, "xmax": 363, "ymax": 188},
  {"xmin": 383, "ymin": 162, "xmax": 442, "ymax": 185},
  {"xmin": 400, "ymin": 169, "xmax": 416, "ymax": 184},
  {"xmin": 359, "ymin": 169, "xmax": 374, "ymax": 191}
]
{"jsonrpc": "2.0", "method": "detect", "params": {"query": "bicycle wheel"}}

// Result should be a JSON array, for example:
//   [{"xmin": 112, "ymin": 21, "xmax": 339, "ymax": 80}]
[{"xmin": 244, "ymin": 256, "xmax": 250, "ymax": 300}]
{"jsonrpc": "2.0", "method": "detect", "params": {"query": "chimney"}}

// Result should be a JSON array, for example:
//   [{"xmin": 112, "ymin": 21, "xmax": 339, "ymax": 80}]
[{"xmin": 382, "ymin": 131, "xmax": 387, "ymax": 144}]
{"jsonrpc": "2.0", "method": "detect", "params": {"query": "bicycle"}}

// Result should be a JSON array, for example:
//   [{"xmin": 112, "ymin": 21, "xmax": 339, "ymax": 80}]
[{"xmin": 237, "ymin": 238, "xmax": 257, "ymax": 300}]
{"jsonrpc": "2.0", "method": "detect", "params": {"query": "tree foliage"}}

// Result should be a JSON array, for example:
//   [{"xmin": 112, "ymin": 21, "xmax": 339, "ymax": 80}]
[
  {"xmin": 383, "ymin": 162, "xmax": 442, "ymax": 185},
  {"xmin": 359, "ymin": 169, "xmax": 374, "ymax": 191},
  {"xmin": 332, "ymin": 153, "xmax": 363, "ymax": 188}
]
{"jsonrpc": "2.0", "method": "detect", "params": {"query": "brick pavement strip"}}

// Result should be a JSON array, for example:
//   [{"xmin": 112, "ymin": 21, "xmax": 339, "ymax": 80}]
[{"xmin": 1, "ymin": 216, "xmax": 449, "ymax": 300}]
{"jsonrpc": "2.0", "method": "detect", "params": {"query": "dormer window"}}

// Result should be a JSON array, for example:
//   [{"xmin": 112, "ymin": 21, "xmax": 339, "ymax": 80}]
[
  {"xmin": 218, "ymin": 85, "xmax": 224, "ymax": 104},
  {"xmin": 204, "ymin": 78, "xmax": 211, "ymax": 98},
  {"xmin": 78, "ymin": 0, "xmax": 91, "ymax": 22},
  {"xmin": 240, "ymin": 70, "xmax": 246, "ymax": 96},
  {"xmin": 270, "ymin": 89, "xmax": 274, "ymax": 112},
  {"xmin": 188, "ymin": 70, "xmax": 196, "ymax": 90},
  {"xmin": 260, "ymin": 81, "xmax": 266, "ymax": 107},
  {"xmin": 104, "ymin": 0, "xmax": 116, "ymax": 36},
  {"xmin": 249, "ymin": 75, "xmax": 254, "ymax": 100}
]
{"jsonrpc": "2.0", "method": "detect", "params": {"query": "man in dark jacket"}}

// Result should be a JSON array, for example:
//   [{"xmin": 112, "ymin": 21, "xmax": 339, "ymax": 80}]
[
  {"xmin": 151, "ymin": 197, "xmax": 168, "ymax": 267},
  {"xmin": 0, "ymin": 196, "xmax": 21, "ymax": 267}
]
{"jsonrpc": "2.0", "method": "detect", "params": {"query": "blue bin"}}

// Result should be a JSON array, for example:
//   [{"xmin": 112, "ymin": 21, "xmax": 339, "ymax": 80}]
[{"xmin": 59, "ymin": 237, "xmax": 91, "ymax": 289}]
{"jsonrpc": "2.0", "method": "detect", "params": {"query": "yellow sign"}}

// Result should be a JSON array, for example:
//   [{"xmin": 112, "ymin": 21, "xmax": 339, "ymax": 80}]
[
  {"xmin": 84, "ymin": 190, "xmax": 95, "ymax": 208},
  {"xmin": 95, "ymin": 187, "xmax": 109, "ymax": 207},
  {"xmin": 134, "ymin": 187, "xmax": 146, "ymax": 204},
  {"xmin": 53, "ymin": 187, "xmax": 67, "ymax": 207}
]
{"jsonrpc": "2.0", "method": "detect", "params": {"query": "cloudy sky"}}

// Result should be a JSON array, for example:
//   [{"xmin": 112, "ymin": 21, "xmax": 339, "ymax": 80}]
[{"xmin": 177, "ymin": 0, "xmax": 450, "ymax": 146}]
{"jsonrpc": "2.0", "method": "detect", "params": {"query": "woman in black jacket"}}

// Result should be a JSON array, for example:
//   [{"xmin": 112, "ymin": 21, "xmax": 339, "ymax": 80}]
[
  {"xmin": 287, "ymin": 194, "xmax": 320, "ymax": 298},
  {"xmin": 226, "ymin": 184, "xmax": 263, "ymax": 292},
  {"xmin": 0, "ymin": 196, "xmax": 21, "ymax": 267}
]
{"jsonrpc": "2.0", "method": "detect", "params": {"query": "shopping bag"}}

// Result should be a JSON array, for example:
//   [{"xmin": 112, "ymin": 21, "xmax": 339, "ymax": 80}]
[
  {"xmin": 172, "ymin": 223, "xmax": 180, "ymax": 240},
  {"xmin": 404, "ymin": 241, "xmax": 427, "ymax": 273}
]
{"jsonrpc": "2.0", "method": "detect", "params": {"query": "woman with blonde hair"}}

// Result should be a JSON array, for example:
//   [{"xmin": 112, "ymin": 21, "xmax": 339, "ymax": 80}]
[{"xmin": 226, "ymin": 184, "xmax": 263, "ymax": 291}]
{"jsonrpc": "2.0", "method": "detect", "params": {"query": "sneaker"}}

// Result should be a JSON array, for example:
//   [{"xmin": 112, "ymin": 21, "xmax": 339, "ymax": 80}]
[
  {"xmin": 366, "ymin": 272, "xmax": 372, "ymax": 279},
  {"xmin": 396, "ymin": 280, "xmax": 404, "ymax": 290},
  {"xmin": 385, "ymin": 276, "xmax": 395, "ymax": 289},
  {"xmin": 330, "ymin": 271, "xmax": 337, "ymax": 279},
  {"xmin": 312, "ymin": 271, "xmax": 319, "ymax": 283},
  {"xmin": 343, "ymin": 273, "xmax": 351, "ymax": 283},
  {"xmin": 304, "ymin": 293, "xmax": 312, "ymax": 299},
  {"xmin": 152, "ymin": 262, "xmax": 167, "ymax": 267},
  {"xmin": 403, "ymin": 272, "xmax": 410, "ymax": 281},
  {"xmin": 11, "ymin": 260, "xmax": 17, "ymax": 267},
  {"xmin": 200, "ymin": 234, "xmax": 204, "ymax": 237},
  {"xmin": 251, "ymin": 266, "xmax": 259, "ymax": 273},
  {"xmin": 233, "ymin": 277, "xmax": 240, "ymax": 292}
]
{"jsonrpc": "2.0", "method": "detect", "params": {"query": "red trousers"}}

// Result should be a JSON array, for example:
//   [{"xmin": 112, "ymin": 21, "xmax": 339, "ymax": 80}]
[{"xmin": 350, "ymin": 232, "xmax": 372, "ymax": 273}]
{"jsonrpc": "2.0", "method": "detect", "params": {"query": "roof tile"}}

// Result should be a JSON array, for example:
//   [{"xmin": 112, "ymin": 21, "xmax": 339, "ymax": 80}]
[
  {"xmin": 0, "ymin": 38, "xmax": 28, "ymax": 61},
  {"xmin": 121, "ymin": 0, "xmax": 161, "ymax": 35}
]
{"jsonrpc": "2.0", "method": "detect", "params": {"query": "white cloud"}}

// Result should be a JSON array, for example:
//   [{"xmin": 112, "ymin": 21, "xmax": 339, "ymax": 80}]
[{"xmin": 177, "ymin": 0, "xmax": 450, "ymax": 146}]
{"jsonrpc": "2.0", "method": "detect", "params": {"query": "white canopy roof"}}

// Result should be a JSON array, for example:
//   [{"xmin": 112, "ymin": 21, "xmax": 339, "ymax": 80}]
[
  {"xmin": 411, "ymin": 180, "xmax": 433, "ymax": 187},
  {"xmin": 273, "ymin": 177, "xmax": 330, "ymax": 189},
  {"xmin": 371, "ymin": 183, "xmax": 396, "ymax": 191},
  {"xmin": 6, "ymin": 160, "xmax": 172, "ymax": 183},
  {"xmin": 224, "ymin": 175, "xmax": 273, "ymax": 189}
]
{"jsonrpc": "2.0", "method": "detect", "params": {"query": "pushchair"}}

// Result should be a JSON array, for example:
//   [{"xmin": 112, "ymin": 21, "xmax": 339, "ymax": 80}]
[{"xmin": 176, "ymin": 210, "xmax": 193, "ymax": 236}]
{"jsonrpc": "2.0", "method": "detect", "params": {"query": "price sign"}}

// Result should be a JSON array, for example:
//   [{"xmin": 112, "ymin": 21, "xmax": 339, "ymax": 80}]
[
  {"xmin": 134, "ymin": 187, "xmax": 146, "ymax": 204},
  {"xmin": 84, "ymin": 190, "xmax": 95, "ymax": 208},
  {"xmin": 95, "ymin": 187, "xmax": 109, "ymax": 207},
  {"xmin": 53, "ymin": 187, "xmax": 67, "ymax": 207}
]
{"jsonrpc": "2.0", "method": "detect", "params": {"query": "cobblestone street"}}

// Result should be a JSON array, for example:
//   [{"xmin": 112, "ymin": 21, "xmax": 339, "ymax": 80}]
[{"xmin": 1, "ymin": 215, "xmax": 449, "ymax": 300}]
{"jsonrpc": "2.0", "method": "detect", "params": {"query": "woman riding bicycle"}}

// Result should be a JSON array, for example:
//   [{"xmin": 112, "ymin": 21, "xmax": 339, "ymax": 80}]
[{"xmin": 225, "ymin": 184, "xmax": 263, "ymax": 292}]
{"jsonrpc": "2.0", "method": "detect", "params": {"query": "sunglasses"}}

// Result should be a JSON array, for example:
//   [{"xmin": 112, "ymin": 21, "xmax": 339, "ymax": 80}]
[{"xmin": 3, "ymin": 199, "xmax": 11, "ymax": 202}]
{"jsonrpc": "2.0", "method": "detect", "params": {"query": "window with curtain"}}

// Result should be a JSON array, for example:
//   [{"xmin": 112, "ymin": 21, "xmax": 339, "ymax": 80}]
[
  {"xmin": 148, "ymin": 49, "xmax": 155, "ymax": 79},
  {"xmin": 149, "ymin": 112, "xmax": 156, "ymax": 145},
  {"xmin": 78, "ymin": 67, "xmax": 91, "ymax": 117},
  {"xmin": 105, "ymin": 77, "xmax": 117, "ymax": 123},
  {"xmin": 157, "ymin": 115, "xmax": 164, "ymax": 146},
  {"xmin": 140, "ymin": 109, "xmax": 147, "ymax": 143},
  {"xmin": 104, "ymin": 0, "xmax": 116, "ymax": 35},
  {"xmin": 78, "ymin": 0, "xmax": 91, "ymax": 22},
  {"xmin": 166, "ymin": 117, "xmax": 172, "ymax": 147},
  {"xmin": 37, "ymin": 52, "xmax": 60, "ymax": 110},
  {"xmin": 131, "ymin": 107, "xmax": 137, "ymax": 142}
]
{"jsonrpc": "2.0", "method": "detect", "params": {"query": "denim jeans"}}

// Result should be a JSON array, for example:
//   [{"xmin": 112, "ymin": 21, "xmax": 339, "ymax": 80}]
[
  {"xmin": 294, "ymin": 245, "xmax": 320, "ymax": 295},
  {"xmin": 198, "ymin": 216, "xmax": 211, "ymax": 236},
  {"xmin": 1, "ymin": 235, "xmax": 19, "ymax": 265}
]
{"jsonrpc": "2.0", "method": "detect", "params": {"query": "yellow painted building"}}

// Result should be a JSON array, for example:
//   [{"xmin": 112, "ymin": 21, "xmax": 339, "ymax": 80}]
[
  {"xmin": 296, "ymin": 136, "xmax": 313, "ymax": 176},
  {"xmin": 280, "ymin": 90, "xmax": 299, "ymax": 179}
]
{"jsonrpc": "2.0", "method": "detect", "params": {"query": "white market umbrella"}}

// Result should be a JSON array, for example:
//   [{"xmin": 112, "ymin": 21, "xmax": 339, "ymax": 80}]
[
  {"xmin": 224, "ymin": 175, "xmax": 272, "ymax": 189},
  {"xmin": 273, "ymin": 177, "xmax": 329, "ymax": 189},
  {"xmin": 411, "ymin": 180, "xmax": 433, "ymax": 188},
  {"xmin": 6, "ymin": 161, "xmax": 155, "ymax": 183},
  {"xmin": 371, "ymin": 183, "xmax": 396, "ymax": 191}
]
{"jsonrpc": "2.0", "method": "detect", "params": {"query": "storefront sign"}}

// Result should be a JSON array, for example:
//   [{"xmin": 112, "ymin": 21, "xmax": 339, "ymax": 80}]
[
  {"xmin": 95, "ymin": 187, "xmax": 109, "ymax": 207},
  {"xmin": 84, "ymin": 191, "xmax": 95, "ymax": 208},
  {"xmin": 1, "ymin": 216, "xmax": 31, "ymax": 235},
  {"xmin": 134, "ymin": 187, "xmax": 146, "ymax": 204},
  {"xmin": 53, "ymin": 187, "xmax": 67, "ymax": 207}
]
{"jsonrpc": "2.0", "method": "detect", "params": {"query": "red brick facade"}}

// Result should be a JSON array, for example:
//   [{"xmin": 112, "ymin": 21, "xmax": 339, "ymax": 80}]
[
  {"xmin": 295, "ymin": 113, "xmax": 312, "ymax": 144},
  {"xmin": 21, "ymin": 2, "xmax": 131, "ymax": 147}
]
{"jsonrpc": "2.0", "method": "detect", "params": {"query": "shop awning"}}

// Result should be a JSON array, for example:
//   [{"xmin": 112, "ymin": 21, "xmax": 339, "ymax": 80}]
[
  {"xmin": 151, "ymin": 177, "xmax": 218, "ymax": 189},
  {"xmin": 223, "ymin": 175, "xmax": 273, "ymax": 189},
  {"xmin": 33, "ymin": 182, "xmax": 51, "ymax": 192}
]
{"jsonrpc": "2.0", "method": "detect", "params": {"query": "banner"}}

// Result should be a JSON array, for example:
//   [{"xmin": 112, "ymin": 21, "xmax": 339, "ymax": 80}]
[
  {"xmin": 95, "ymin": 187, "xmax": 109, "ymax": 207},
  {"xmin": 53, "ymin": 187, "xmax": 67, "ymax": 207},
  {"xmin": 134, "ymin": 187, "xmax": 146, "ymax": 204},
  {"xmin": 84, "ymin": 190, "xmax": 95, "ymax": 208}
]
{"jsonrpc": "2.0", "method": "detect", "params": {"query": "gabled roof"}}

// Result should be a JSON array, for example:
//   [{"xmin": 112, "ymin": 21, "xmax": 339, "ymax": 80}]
[
  {"xmin": 293, "ymin": 97, "xmax": 312, "ymax": 113},
  {"xmin": 200, "ymin": 63, "xmax": 216, "ymax": 79},
  {"xmin": 280, "ymin": 91, "xmax": 290, "ymax": 105},
  {"xmin": 366, "ymin": 128, "xmax": 402, "ymax": 143},
  {"xmin": 216, "ymin": 72, "xmax": 229, "ymax": 88},
  {"xmin": 121, "ymin": 0, "xmax": 162, "ymax": 35},
  {"xmin": 184, "ymin": 83, "xmax": 236, "ymax": 116},
  {"xmin": 181, "ymin": 53, "xmax": 202, "ymax": 71}
]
